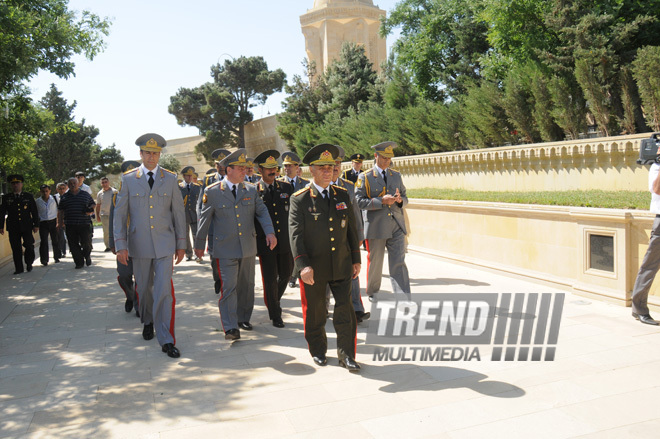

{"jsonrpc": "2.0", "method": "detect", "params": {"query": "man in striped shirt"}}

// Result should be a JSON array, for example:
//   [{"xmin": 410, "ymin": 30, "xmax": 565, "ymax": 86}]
[{"xmin": 57, "ymin": 177, "xmax": 95, "ymax": 269}]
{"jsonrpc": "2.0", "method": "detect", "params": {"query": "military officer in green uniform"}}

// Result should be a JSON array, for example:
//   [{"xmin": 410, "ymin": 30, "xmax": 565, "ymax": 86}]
[
  {"xmin": 341, "ymin": 153, "xmax": 365, "ymax": 184},
  {"xmin": 355, "ymin": 141, "xmax": 411, "ymax": 301},
  {"xmin": 254, "ymin": 150, "xmax": 294, "ymax": 328},
  {"xmin": 179, "ymin": 166, "xmax": 202, "ymax": 261},
  {"xmin": 0, "ymin": 174, "xmax": 40, "ymax": 274},
  {"xmin": 289, "ymin": 144, "xmax": 362, "ymax": 371}
]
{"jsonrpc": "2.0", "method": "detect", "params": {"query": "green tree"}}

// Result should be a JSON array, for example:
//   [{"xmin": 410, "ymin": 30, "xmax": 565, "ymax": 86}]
[
  {"xmin": 381, "ymin": 0, "xmax": 490, "ymax": 101},
  {"xmin": 34, "ymin": 85, "xmax": 122, "ymax": 185},
  {"xmin": 0, "ymin": 0, "xmax": 110, "ymax": 160},
  {"xmin": 169, "ymin": 56, "xmax": 286, "ymax": 161},
  {"xmin": 632, "ymin": 46, "xmax": 660, "ymax": 131},
  {"xmin": 159, "ymin": 154, "xmax": 181, "ymax": 174}
]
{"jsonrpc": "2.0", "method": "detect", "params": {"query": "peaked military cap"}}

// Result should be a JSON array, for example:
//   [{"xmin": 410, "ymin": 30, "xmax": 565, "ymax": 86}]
[
  {"xmin": 211, "ymin": 148, "xmax": 231, "ymax": 163},
  {"xmin": 40, "ymin": 184, "xmax": 50, "ymax": 190},
  {"xmin": 220, "ymin": 148, "xmax": 249, "ymax": 167},
  {"xmin": 245, "ymin": 157, "xmax": 255, "ymax": 167},
  {"xmin": 350, "ymin": 153, "xmax": 365, "ymax": 162},
  {"xmin": 281, "ymin": 151, "xmax": 302, "ymax": 165},
  {"xmin": 181, "ymin": 166, "xmax": 196, "ymax": 176},
  {"xmin": 205, "ymin": 168, "xmax": 216, "ymax": 175},
  {"xmin": 7, "ymin": 174, "xmax": 24, "ymax": 183},
  {"xmin": 335, "ymin": 145, "xmax": 346, "ymax": 162},
  {"xmin": 371, "ymin": 141, "xmax": 398, "ymax": 158},
  {"xmin": 75, "ymin": 171, "xmax": 85, "ymax": 177},
  {"xmin": 254, "ymin": 150, "xmax": 281, "ymax": 169},
  {"xmin": 303, "ymin": 143, "xmax": 339, "ymax": 166},
  {"xmin": 121, "ymin": 160, "xmax": 141, "ymax": 173},
  {"xmin": 135, "ymin": 133, "xmax": 167, "ymax": 152}
]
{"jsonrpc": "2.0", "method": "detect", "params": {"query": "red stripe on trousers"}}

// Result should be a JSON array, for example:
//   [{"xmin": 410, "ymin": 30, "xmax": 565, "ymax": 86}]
[
  {"xmin": 117, "ymin": 276, "xmax": 129, "ymax": 300},
  {"xmin": 299, "ymin": 280, "xmax": 310, "ymax": 351},
  {"xmin": 258, "ymin": 255, "xmax": 268, "ymax": 308},
  {"xmin": 169, "ymin": 279, "xmax": 176, "ymax": 345},
  {"xmin": 365, "ymin": 239, "xmax": 371, "ymax": 289}
]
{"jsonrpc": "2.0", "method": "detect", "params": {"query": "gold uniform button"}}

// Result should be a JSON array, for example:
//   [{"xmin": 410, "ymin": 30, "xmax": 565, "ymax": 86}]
[
  {"xmin": 236, "ymin": 214, "xmax": 239, "ymax": 218},
  {"xmin": 239, "ymin": 232, "xmax": 242, "ymax": 236},
  {"xmin": 273, "ymin": 203, "xmax": 276, "ymax": 207},
  {"xmin": 274, "ymin": 212, "xmax": 278, "ymax": 215},
  {"xmin": 276, "ymin": 221, "xmax": 279, "ymax": 224},
  {"xmin": 150, "ymin": 195, "xmax": 153, "ymax": 199},
  {"xmin": 238, "ymin": 223, "xmax": 241, "ymax": 226},
  {"xmin": 331, "ymin": 247, "xmax": 336, "ymax": 251},
  {"xmin": 388, "ymin": 213, "xmax": 391, "ymax": 216},
  {"xmin": 151, "ymin": 226, "xmax": 154, "ymax": 229},
  {"xmin": 331, "ymin": 237, "xmax": 335, "ymax": 241},
  {"xmin": 150, "ymin": 216, "xmax": 153, "ymax": 219},
  {"xmin": 235, "ymin": 205, "xmax": 238, "ymax": 209},
  {"xmin": 277, "ymin": 229, "xmax": 280, "ymax": 232},
  {"xmin": 329, "ymin": 217, "xmax": 333, "ymax": 222},
  {"xmin": 150, "ymin": 206, "xmax": 153, "ymax": 209},
  {"xmin": 329, "ymin": 228, "xmax": 334, "ymax": 232}
]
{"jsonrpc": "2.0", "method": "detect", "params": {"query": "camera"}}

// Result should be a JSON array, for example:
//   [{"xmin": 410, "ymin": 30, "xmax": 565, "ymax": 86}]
[{"xmin": 637, "ymin": 133, "xmax": 660, "ymax": 165}]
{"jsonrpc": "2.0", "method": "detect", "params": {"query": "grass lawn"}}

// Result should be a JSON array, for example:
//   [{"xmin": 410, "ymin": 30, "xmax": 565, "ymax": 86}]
[{"xmin": 407, "ymin": 189, "xmax": 651, "ymax": 210}]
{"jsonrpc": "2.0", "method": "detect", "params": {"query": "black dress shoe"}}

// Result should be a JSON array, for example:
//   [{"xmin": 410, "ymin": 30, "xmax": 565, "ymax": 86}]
[
  {"xmin": 135, "ymin": 308, "xmax": 140, "ymax": 318},
  {"xmin": 368, "ymin": 295, "xmax": 375, "ymax": 302},
  {"xmin": 142, "ymin": 323, "xmax": 154, "ymax": 340},
  {"xmin": 75, "ymin": 264, "xmax": 83, "ymax": 269},
  {"xmin": 124, "ymin": 299, "xmax": 133, "ymax": 313},
  {"xmin": 313, "ymin": 355, "xmax": 327, "ymax": 366},
  {"xmin": 104, "ymin": 248, "xmax": 111, "ymax": 252},
  {"xmin": 162, "ymin": 343, "xmax": 180, "ymax": 358},
  {"xmin": 632, "ymin": 312, "xmax": 660, "ymax": 326},
  {"xmin": 26, "ymin": 265, "xmax": 32, "ymax": 272},
  {"xmin": 288, "ymin": 279, "xmax": 297, "ymax": 288},
  {"xmin": 13, "ymin": 270, "xmax": 23, "ymax": 275},
  {"xmin": 186, "ymin": 256, "xmax": 192, "ymax": 261},
  {"xmin": 339, "ymin": 356, "xmax": 361, "ymax": 372},
  {"xmin": 85, "ymin": 257, "xmax": 92, "ymax": 266},
  {"xmin": 355, "ymin": 312, "xmax": 363, "ymax": 323},
  {"xmin": 54, "ymin": 259, "xmax": 60, "ymax": 263},
  {"xmin": 238, "ymin": 321, "xmax": 253, "ymax": 330},
  {"xmin": 272, "ymin": 318, "xmax": 285, "ymax": 328},
  {"xmin": 42, "ymin": 262, "xmax": 48, "ymax": 267},
  {"xmin": 225, "ymin": 328, "xmax": 240, "ymax": 340}
]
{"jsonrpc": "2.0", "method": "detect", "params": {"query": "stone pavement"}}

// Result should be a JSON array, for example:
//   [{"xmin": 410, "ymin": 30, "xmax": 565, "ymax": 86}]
[{"xmin": 1, "ymin": 230, "xmax": 660, "ymax": 439}]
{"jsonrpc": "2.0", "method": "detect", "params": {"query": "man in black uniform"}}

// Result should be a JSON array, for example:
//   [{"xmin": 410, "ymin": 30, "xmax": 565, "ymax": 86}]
[
  {"xmin": 289, "ymin": 144, "xmax": 362, "ymax": 371},
  {"xmin": 341, "ymin": 153, "xmax": 365, "ymax": 184},
  {"xmin": 254, "ymin": 150, "xmax": 294, "ymax": 328},
  {"xmin": 0, "ymin": 175, "xmax": 40, "ymax": 274},
  {"xmin": 179, "ymin": 166, "xmax": 202, "ymax": 261}
]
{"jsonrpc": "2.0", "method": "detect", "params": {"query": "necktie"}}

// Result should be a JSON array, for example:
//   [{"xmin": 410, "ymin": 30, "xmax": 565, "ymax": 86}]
[
  {"xmin": 322, "ymin": 189, "xmax": 330, "ymax": 207},
  {"xmin": 187, "ymin": 184, "xmax": 190, "ymax": 193},
  {"xmin": 248, "ymin": 176, "xmax": 252, "ymax": 183},
  {"xmin": 231, "ymin": 184, "xmax": 237, "ymax": 199},
  {"xmin": 382, "ymin": 170, "xmax": 387, "ymax": 185},
  {"xmin": 269, "ymin": 184, "xmax": 275, "ymax": 196},
  {"xmin": 290, "ymin": 179, "xmax": 295, "ymax": 186},
  {"xmin": 148, "ymin": 171, "xmax": 154, "ymax": 189}
]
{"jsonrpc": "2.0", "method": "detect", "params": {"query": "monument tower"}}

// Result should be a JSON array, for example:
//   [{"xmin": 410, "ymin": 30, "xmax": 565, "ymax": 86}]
[{"xmin": 300, "ymin": 0, "xmax": 387, "ymax": 74}]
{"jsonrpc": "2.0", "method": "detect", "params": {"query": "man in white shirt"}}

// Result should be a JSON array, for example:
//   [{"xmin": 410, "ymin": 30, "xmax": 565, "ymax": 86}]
[
  {"xmin": 36, "ymin": 184, "xmax": 61, "ymax": 265},
  {"xmin": 630, "ymin": 162, "xmax": 660, "ymax": 326},
  {"xmin": 95, "ymin": 177, "xmax": 118, "ymax": 252}
]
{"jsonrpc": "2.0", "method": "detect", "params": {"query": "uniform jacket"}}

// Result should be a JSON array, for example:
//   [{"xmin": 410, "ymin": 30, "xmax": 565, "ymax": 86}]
[
  {"xmin": 289, "ymin": 184, "xmax": 361, "ymax": 281},
  {"xmin": 333, "ymin": 178, "xmax": 364, "ymax": 242},
  {"xmin": 113, "ymin": 166, "xmax": 187, "ymax": 259},
  {"xmin": 355, "ymin": 167, "xmax": 408, "ymax": 239},
  {"xmin": 0, "ymin": 192, "xmax": 39, "ymax": 232},
  {"xmin": 278, "ymin": 175, "xmax": 310, "ymax": 192},
  {"xmin": 255, "ymin": 179, "xmax": 293, "ymax": 255},
  {"xmin": 245, "ymin": 174, "xmax": 261, "ymax": 184},
  {"xmin": 341, "ymin": 168, "xmax": 363, "ymax": 184},
  {"xmin": 195, "ymin": 180, "xmax": 274, "ymax": 259},
  {"xmin": 179, "ymin": 181, "xmax": 202, "ymax": 223},
  {"xmin": 197, "ymin": 172, "xmax": 223, "ymax": 218}
]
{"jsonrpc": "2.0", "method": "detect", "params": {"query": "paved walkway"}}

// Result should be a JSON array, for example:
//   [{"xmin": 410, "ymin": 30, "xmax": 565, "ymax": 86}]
[{"xmin": 1, "ymin": 230, "xmax": 660, "ymax": 438}]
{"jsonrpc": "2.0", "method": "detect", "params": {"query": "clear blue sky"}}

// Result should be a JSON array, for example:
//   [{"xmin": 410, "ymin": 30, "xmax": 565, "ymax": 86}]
[{"xmin": 28, "ymin": 0, "xmax": 401, "ymax": 161}]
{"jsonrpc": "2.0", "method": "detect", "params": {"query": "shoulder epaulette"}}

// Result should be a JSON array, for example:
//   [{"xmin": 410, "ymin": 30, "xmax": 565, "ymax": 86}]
[
  {"xmin": 341, "ymin": 179, "xmax": 354, "ymax": 187},
  {"xmin": 389, "ymin": 168, "xmax": 400, "ymax": 174},
  {"xmin": 207, "ymin": 180, "xmax": 222, "ymax": 189},
  {"xmin": 123, "ymin": 168, "xmax": 138, "ymax": 175},
  {"xmin": 293, "ymin": 187, "xmax": 310, "ymax": 197},
  {"xmin": 193, "ymin": 182, "xmax": 202, "ymax": 186},
  {"xmin": 332, "ymin": 184, "xmax": 347, "ymax": 192},
  {"xmin": 179, "ymin": 182, "xmax": 185, "ymax": 187},
  {"xmin": 162, "ymin": 168, "xmax": 176, "ymax": 175}
]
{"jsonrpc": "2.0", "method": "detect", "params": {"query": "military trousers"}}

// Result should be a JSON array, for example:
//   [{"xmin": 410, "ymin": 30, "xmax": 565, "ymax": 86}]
[
  {"xmin": 326, "ymin": 277, "xmax": 364, "ymax": 313},
  {"xmin": 117, "ymin": 257, "xmax": 137, "ymax": 306},
  {"xmin": 133, "ymin": 256, "xmax": 176, "ymax": 347},
  {"xmin": 214, "ymin": 257, "xmax": 255, "ymax": 331},
  {"xmin": 365, "ymin": 222, "xmax": 411, "ymax": 297},
  {"xmin": 8, "ymin": 229, "xmax": 35, "ymax": 273},
  {"xmin": 258, "ymin": 251, "xmax": 294, "ymax": 320},
  {"xmin": 185, "ymin": 221, "xmax": 198, "ymax": 259},
  {"xmin": 632, "ymin": 216, "xmax": 660, "ymax": 315},
  {"xmin": 300, "ymin": 275, "xmax": 357, "ymax": 360}
]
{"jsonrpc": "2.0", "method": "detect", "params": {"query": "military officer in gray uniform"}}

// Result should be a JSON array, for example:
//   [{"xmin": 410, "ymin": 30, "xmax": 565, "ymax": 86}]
[
  {"xmin": 355, "ymin": 141, "xmax": 411, "ymax": 301},
  {"xmin": 245, "ymin": 157, "xmax": 261, "ymax": 184},
  {"xmin": 109, "ymin": 160, "xmax": 141, "ymax": 316},
  {"xmin": 195, "ymin": 149, "xmax": 277, "ymax": 340},
  {"xmin": 179, "ymin": 166, "xmax": 202, "ymax": 261},
  {"xmin": 114, "ymin": 134, "xmax": 187, "ymax": 358},
  {"xmin": 289, "ymin": 144, "xmax": 362, "ymax": 371},
  {"xmin": 328, "ymin": 146, "xmax": 369, "ymax": 322},
  {"xmin": 197, "ymin": 149, "xmax": 230, "ymax": 256}
]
